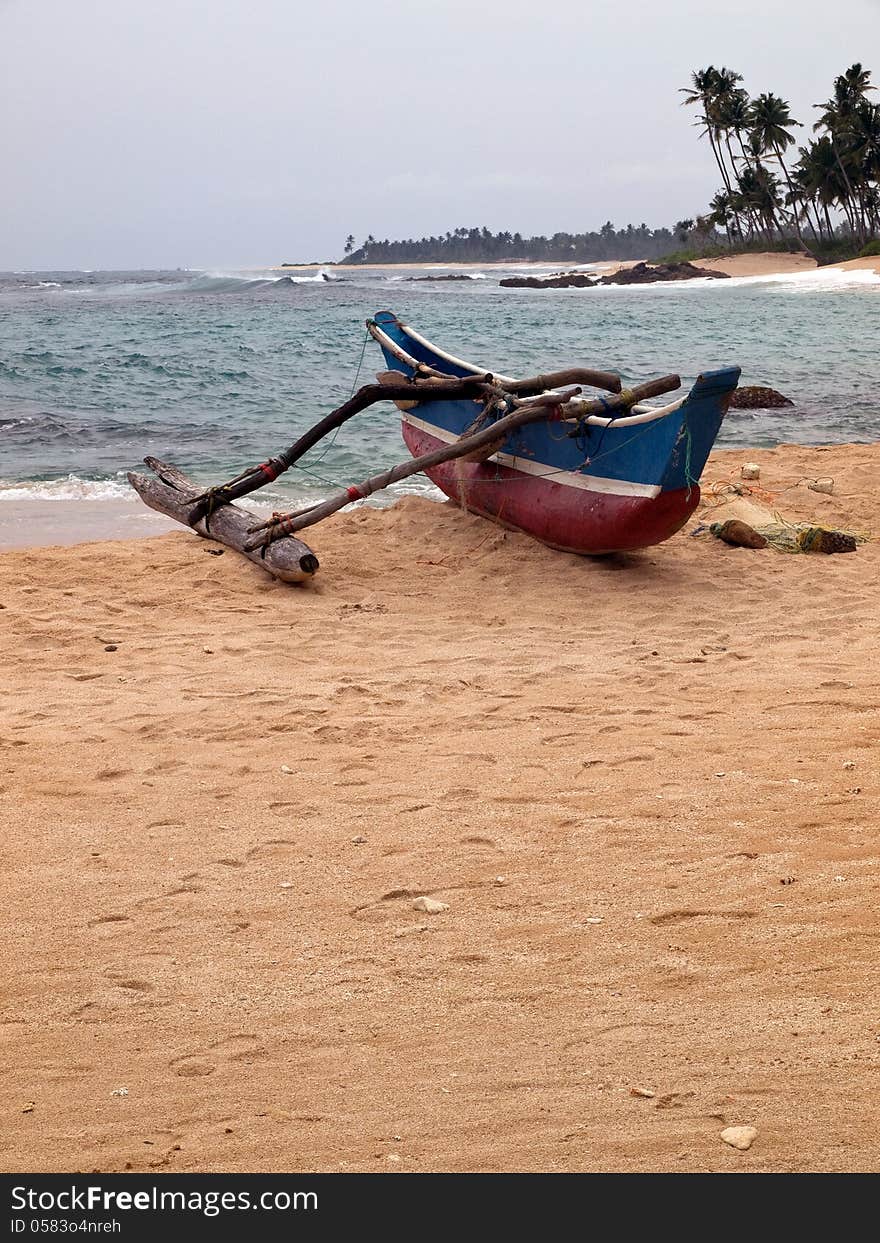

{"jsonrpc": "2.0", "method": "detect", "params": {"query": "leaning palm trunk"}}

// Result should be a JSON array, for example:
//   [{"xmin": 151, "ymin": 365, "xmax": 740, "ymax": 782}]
[
  {"xmin": 775, "ymin": 163, "xmax": 818, "ymax": 248},
  {"xmin": 722, "ymin": 136, "xmax": 747, "ymax": 240},
  {"xmin": 733, "ymin": 138, "xmax": 770, "ymax": 242},
  {"xmin": 772, "ymin": 144, "xmax": 821, "ymax": 248},
  {"xmin": 830, "ymin": 138, "xmax": 866, "ymax": 244}
]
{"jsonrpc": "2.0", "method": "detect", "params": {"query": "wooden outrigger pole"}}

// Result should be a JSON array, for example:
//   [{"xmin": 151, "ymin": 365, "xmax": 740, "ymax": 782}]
[
  {"xmin": 242, "ymin": 375, "xmax": 679, "ymax": 551},
  {"xmin": 129, "ymin": 362, "xmax": 679, "ymax": 581},
  {"xmin": 128, "ymin": 458, "xmax": 320, "ymax": 583}
]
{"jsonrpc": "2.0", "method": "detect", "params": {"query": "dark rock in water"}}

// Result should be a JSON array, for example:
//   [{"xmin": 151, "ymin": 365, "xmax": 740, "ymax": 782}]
[
  {"xmin": 405, "ymin": 274, "xmax": 476, "ymax": 282},
  {"xmin": 729, "ymin": 385, "xmax": 794, "ymax": 409},
  {"xmin": 501, "ymin": 261, "xmax": 731, "ymax": 289},
  {"xmin": 598, "ymin": 261, "xmax": 730, "ymax": 285},
  {"xmin": 499, "ymin": 272, "xmax": 597, "ymax": 289}
]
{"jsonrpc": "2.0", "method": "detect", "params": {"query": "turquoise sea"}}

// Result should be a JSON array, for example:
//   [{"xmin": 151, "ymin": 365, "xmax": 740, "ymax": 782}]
[{"xmin": 1, "ymin": 264, "xmax": 878, "ymax": 512}]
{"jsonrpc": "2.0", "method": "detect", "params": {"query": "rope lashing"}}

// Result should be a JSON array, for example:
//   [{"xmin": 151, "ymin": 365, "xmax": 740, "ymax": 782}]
[
  {"xmin": 568, "ymin": 387, "xmax": 638, "ymax": 441},
  {"xmin": 682, "ymin": 416, "xmax": 696, "ymax": 501}
]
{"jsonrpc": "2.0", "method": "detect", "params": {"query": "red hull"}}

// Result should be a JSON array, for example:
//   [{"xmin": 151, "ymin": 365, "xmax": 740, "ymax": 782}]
[{"xmin": 402, "ymin": 422, "xmax": 700, "ymax": 555}]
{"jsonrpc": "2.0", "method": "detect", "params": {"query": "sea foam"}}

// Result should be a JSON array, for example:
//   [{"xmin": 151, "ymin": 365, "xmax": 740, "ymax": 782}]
[{"xmin": 0, "ymin": 476, "xmax": 134, "ymax": 502}]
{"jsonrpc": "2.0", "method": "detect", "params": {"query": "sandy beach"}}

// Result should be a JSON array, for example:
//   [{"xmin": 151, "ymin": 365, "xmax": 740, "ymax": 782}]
[{"xmin": 2, "ymin": 440, "xmax": 878, "ymax": 1173}]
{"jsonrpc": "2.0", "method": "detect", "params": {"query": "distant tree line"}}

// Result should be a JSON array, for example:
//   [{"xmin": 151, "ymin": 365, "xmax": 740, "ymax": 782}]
[
  {"xmin": 338, "ymin": 63, "xmax": 878, "ymax": 266},
  {"xmin": 340, "ymin": 222, "xmax": 695, "ymax": 265},
  {"xmin": 682, "ymin": 62, "xmax": 879, "ymax": 253}
]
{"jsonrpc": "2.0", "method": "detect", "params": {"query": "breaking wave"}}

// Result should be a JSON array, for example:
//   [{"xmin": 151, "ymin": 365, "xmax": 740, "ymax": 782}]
[
  {"xmin": 0, "ymin": 475, "xmax": 134, "ymax": 502},
  {"xmin": 590, "ymin": 266, "xmax": 880, "ymax": 294},
  {"xmin": 4, "ymin": 269, "xmax": 344, "ymax": 297}
]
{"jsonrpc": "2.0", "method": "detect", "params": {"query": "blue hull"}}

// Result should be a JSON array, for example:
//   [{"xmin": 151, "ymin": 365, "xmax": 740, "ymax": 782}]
[{"xmin": 370, "ymin": 311, "xmax": 740, "ymax": 553}]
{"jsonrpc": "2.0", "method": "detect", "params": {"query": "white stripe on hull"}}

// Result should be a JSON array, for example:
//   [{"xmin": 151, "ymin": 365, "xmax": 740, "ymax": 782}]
[{"xmin": 402, "ymin": 413, "xmax": 662, "ymax": 500}]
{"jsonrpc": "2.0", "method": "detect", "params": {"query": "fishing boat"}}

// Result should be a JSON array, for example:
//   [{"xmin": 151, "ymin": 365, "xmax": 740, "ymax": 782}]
[
  {"xmin": 130, "ymin": 312, "xmax": 742, "ymax": 582},
  {"xmin": 368, "ymin": 310, "xmax": 741, "ymax": 555}
]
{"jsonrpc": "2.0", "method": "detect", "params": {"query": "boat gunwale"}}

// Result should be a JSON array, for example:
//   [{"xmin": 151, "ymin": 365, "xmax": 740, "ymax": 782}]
[{"xmin": 370, "ymin": 314, "xmax": 690, "ymax": 429}]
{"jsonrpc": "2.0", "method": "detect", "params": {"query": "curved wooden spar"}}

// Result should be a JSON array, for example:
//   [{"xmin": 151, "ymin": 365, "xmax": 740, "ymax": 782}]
[
  {"xmin": 366, "ymin": 318, "xmax": 623, "ymax": 397},
  {"xmin": 245, "ymin": 375, "xmax": 680, "ymax": 551},
  {"xmin": 183, "ymin": 367, "xmax": 623, "ymax": 524}
]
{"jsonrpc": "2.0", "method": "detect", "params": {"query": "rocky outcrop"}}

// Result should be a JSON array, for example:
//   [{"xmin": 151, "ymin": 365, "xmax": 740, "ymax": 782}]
[
  {"xmin": 499, "ymin": 272, "xmax": 597, "ymax": 289},
  {"xmin": 729, "ymin": 386, "xmax": 794, "ymax": 409},
  {"xmin": 598, "ymin": 261, "xmax": 729, "ymax": 285},
  {"xmin": 499, "ymin": 261, "xmax": 732, "ymax": 289},
  {"xmin": 405, "ymin": 273, "xmax": 476, "ymax": 282}
]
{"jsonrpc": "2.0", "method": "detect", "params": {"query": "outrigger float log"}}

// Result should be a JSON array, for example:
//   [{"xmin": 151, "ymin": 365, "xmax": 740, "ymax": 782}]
[{"xmin": 129, "ymin": 311, "xmax": 739, "ymax": 580}]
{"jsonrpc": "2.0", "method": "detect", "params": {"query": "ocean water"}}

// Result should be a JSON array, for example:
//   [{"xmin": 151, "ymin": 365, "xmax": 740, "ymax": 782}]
[{"xmin": 1, "ymin": 264, "xmax": 878, "ymax": 511}]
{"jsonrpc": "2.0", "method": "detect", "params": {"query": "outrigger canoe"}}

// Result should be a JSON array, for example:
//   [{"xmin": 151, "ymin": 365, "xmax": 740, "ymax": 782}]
[{"xmin": 368, "ymin": 310, "xmax": 740, "ymax": 555}]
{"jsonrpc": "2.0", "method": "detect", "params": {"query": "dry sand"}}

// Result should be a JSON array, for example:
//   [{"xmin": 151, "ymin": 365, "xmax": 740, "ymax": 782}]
[
  {"xmin": 700, "ymin": 252, "xmax": 819, "ymax": 277},
  {"xmin": 702, "ymin": 252, "xmax": 879, "ymax": 278},
  {"xmin": 2, "ymin": 442, "xmax": 879, "ymax": 1173},
  {"xmin": 833, "ymin": 256, "xmax": 880, "ymax": 274}
]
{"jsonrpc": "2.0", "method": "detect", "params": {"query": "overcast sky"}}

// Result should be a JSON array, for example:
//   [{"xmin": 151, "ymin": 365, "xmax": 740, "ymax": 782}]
[{"xmin": 2, "ymin": 0, "xmax": 878, "ymax": 269}]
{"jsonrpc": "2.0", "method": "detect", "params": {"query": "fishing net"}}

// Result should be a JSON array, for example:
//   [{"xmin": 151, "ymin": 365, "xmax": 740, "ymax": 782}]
[{"xmin": 691, "ymin": 483, "xmax": 868, "ymax": 554}]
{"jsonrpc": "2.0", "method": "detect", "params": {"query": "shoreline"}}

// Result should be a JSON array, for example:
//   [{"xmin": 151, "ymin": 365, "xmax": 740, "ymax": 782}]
[
  {"xmin": 0, "ymin": 438, "xmax": 877, "ymax": 552},
  {"xmin": 2, "ymin": 439, "xmax": 878, "ymax": 1174},
  {"xmin": 267, "ymin": 252, "xmax": 880, "ymax": 279},
  {"xmin": 0, "ymin": 499, "xmax": 178, "ymax": 550}
]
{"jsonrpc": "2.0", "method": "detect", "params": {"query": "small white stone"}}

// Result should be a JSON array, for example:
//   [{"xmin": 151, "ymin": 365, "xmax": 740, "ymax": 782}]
[
  {"xmin": 280, "ymin": 765, "xmax": 294, "ymax": 774},
  {"xmin": 494, "ymin": 875, "xmax": 507, "ymax": 886},
  {"xmin": 351, "ymin": 835, "xmax": 368, "ymax": 844},
  {"xmin": 843, "ymin": 761, "xmax": 856, "ymax": 770},
  {"xmin": 630, "ymin": 1086, "xmax": 655, "ymax": 1098},
  {"xmin": 279, "ymin": 881, "xmax": 293, "ymax": 889},
  {"xmin": 584, "ymin": 916, "xmax": 604, "ymax": 924},
  {"xmin": 412, "ymin": 896, "xmax": 448, "ymax": 914},
  {"xmin": 110, "ymin": 1087, "xmax": 129, "ymax": 1097},
  {"xmin": 741, "ymin": 463, "xmax": 761, "ymax": 481},
  {"xmin": 386, "ymin": 1153, "xmax": 401, "ymax": 1163},
  {"xmin": 834, "ymin": 875, "xmax": 847, "ymax": 882},
  {"xmin": 720, "ymin": 1125, "xmax": 757, "ymax": 1151}
]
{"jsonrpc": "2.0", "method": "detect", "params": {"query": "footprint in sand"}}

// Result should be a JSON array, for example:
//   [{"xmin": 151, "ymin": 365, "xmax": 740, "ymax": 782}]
[
  {"xmin": 88, "ymin": 913, "xmax": 131, "ymax": 928},
  {"xmin": 649, "ymin": 909, "xmax": 756, "ymax": 926},
  {"xmin": 169, "ymin": 1034, "xmax": 265, "ymax": 1077},
  {"xmin": 112, "ymin": 978, "xmax": 154, "ymax": 993},
  {"xmin": 170, "ymin": 1055, "xmax": 216, "ymax": 1078},
  {"xmin": 245, "ymin": 838, "xmax": 298, "ymax": 861}
]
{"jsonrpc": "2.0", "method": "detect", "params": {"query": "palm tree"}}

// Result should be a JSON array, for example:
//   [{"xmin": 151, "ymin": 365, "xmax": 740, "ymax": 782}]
[
  {"xmin": 680, "ymin": 68, "xmax": 738, "ymax": 201},
  {"xmin": 736, "ymin": 159, "xmax": 782, "ymax": 243},
  {"xmin": 748, "ymin": 92, "xmax": 821, "ymax": 246},
  {"xmin": 794, "ymin": 137, "xmax": 845, "ymax": 238},
  {"xmin": 814, "ymin": 63, "xmax": 877, "ymax": 243},
  {"xmin": 849, "ymin": 100, "xmax": 880, "ymax": 234},
  {"xmin": 708, "ymin": 190, "xmax": 736, "ymax": 244},
  {"xmin": 712, "ymin": 89, "xmax": 752, "ymax": 240}
]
